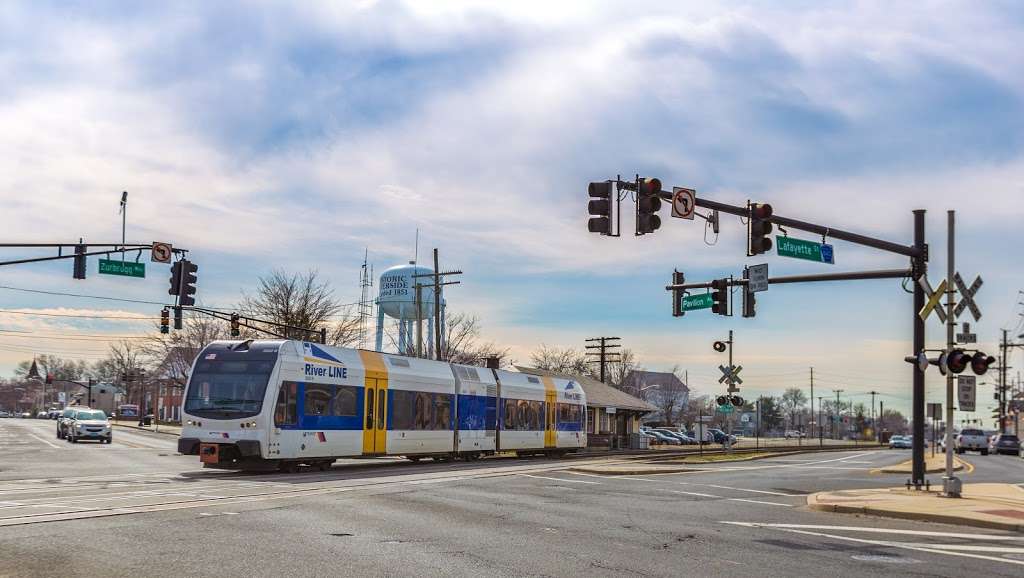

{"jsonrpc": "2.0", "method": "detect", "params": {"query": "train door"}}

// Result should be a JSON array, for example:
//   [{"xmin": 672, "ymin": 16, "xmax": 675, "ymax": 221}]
[
  {"xmin": 362, "ymin": 378, "xmax": 388, "ymax": 455},
  {"xmin": 544, "ymin": 389, "xmax": 557, "ymax": 449}
]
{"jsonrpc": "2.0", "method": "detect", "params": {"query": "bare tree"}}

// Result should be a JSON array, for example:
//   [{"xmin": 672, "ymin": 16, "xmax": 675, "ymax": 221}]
[
  {"xmin": 604, "ymin": 348, "xmax": 637, "ymax": 388},
  {"xmin": 529, "ymin": 344, "xmax": 589, "ymax": 375},
  {"xmin": 90, "ymin": 340, "xmax": 147, "ymax": 407},
  {"xmin": 140, "ymin": 313, "xmax": 231, "ymax": 388},
  {"xmin": 439, "ymin": 312, "xmax": 510, "ymax": 367},
  {"xmin": 241, "ymin": 269, "xmax": 359, "ymax": 346},
  {"xmin": 15, "ymin": 355, "xmax": 88, "ymax": 381},
  {"xmin": 649, "ymin": 365, "xmax": 688, "ymax": 425},
  {"xmin": 780, "ymin": 387, "xmax": 808, "ymax": 430}
]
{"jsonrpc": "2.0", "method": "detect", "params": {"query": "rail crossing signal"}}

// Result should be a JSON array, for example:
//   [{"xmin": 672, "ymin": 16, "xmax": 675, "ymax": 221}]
[
  {"xmin": 587, "ymin": 181, "xmax": 614, "ymax": 235},
  {"xmin": 636, "ymin": 178, "xmax": 662, "ymax": 235},
  {"xmin": 160, "ymin": 308, "xmax": 170, "ymax": 334}
]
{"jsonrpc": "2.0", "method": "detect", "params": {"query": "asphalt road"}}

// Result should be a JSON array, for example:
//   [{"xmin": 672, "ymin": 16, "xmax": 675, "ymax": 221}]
[{"xmin": 1, "ymin": 418, "xmax": 1023, "ymax": 577}]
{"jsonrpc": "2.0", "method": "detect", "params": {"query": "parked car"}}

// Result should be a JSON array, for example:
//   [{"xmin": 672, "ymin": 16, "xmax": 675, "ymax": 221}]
[
  {"xmin": 707, "ymin": 429, "xmax": 736, "ymax": 444},
  {"xmin": 20, "ymin": 412, "xmax": 32, "ymax": 419},
  {"xmin": 0, "ymin": 410, "xmax": 11, "ymax": 418},
  {"xmin": 889, "ymin": 435, "xmax": 910, "ymax": 449},
  {"xmin": 955, "ymin": 428, "xmax": 988, "ymax": 455},
  {"xmin": 65, "ymin": 409, "xmax": 112, "ymax": 444},
  {"xmin": 653, "ymin": 429, "xmax": 695, "ymax": 445},
  {"xmin": 647, "ymin": 430, "xmax": 680, "ymax": 445},
  {"xmin": 990, "ymin": 434, "xmax": 1020, "ymax": 456},
  {"xmin": 47, "ymin": 409, "xmax": 61, "ymax": 420},
  {"xmin": 784, "ymin": 430, "xmax": 806, "ymax": 439},
  {"xmin": 35, "ymin": 411, "xmax": 48, "ymax": 419}
]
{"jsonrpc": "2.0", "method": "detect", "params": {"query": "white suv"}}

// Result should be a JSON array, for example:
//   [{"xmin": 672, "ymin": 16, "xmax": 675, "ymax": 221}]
[{"xmin": 66, "ymin": 409, "xmax": 112, "ymax": 444}]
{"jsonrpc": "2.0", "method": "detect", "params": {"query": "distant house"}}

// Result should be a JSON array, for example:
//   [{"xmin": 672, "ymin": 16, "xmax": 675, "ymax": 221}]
[
  {"xmin": 621, "ymin": 370, "xmax": 689, "ymax": 423},
  {"xmin": 515, "ymin": 366, "xmax": 657, "ymax": 450}
]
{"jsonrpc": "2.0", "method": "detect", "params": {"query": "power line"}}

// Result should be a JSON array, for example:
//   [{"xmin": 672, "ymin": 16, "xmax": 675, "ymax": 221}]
[{"xmin": 0, "ymin": 285, "xmax": 168, "ymax": 306}]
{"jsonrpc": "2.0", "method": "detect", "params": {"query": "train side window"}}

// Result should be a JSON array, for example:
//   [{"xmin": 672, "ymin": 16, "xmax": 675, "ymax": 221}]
[
  {"xmin": 433, "ymin": 394, "xmax": 451, "ymax": 430},
  {"xmin": 333, "ymin": 386, "xmax": 358, "ymax": 417},
  {"xmin": 414, "ymin": 392, "xmax": 432, "ymax": 430},
  {"xmin": 376, "ymin": 390, "xmax": 385, "ymax": 430},
  {"xmin": 365, "ymin": 389, "xmax": 374, "ymax": 429},
  {"xmin": 274, "ymin": 381, "xmax": 297, "ymax": 427},
  {"xmin": 304, "ymin": 384, "xmax": 331, "ymax": 416},
  {"xmin": 503, "ymin": 399, "xmax": 516, "ymax": 430},
  {"xmin": 390, "ymin": 390, "xmax": 414, "ymax": 430}
]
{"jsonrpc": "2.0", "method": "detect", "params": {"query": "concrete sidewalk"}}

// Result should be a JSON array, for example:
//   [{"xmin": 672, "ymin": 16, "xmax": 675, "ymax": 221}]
[
  {"xmin": 870, "ymin": 452, "xmax": 971, "ymax": 474},
  {"xmin": 111, "ymin": 420, "xmax": 181, "ymax": 437},
  {"xmin": 809, "ymin": 483, "xmax": 1024, "ymax": 532}
]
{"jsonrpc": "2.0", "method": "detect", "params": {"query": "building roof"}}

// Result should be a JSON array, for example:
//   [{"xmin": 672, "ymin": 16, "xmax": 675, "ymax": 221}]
[
  {"xmin": 621, "ymin": 370, "xmax": 689, "ymax": 392},
  {"xmin": 514, "ymin": 366, "xmax": 658, "ymax": 413}
]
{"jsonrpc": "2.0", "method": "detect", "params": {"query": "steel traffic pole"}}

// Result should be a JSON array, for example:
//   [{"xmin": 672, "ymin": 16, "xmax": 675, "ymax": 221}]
[{"xmin": 943, "ymin": 211, "xmax": 961, "ymax": 497}]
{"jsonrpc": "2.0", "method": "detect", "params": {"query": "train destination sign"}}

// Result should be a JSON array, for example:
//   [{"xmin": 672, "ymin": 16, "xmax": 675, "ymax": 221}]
[
  {"xmin": 98, "ymin": 259, "xmax": 145, "ymax": 278},
  {"xmin": 776, "ymin": 236, "xmax": 834, "ymax": 264},
  {"xmin": 681, "ymin": 293, "xmax": 713, "ymax": 311}
]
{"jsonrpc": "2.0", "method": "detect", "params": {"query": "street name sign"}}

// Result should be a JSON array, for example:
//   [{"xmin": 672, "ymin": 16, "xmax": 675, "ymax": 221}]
[
  {"xmin": 671, "ymin": 187, "xmax": 696, "ymax": 220},
  {"xmin": 682, "ymin": 293, "xmax": 713, "ymax": 311},
  {"xmin": 98, "ymin": 259, "xmax": 145, "ymax": 278},
  {"xmin": 748, "ymin": 263, "xmax": 768, "ymax": 292},
  {"xmin": 957, "ymin": 375, "xmax": 976, "ymax": 412},
  {"xmin": 776, "ymin": 236, "xmax": 834, "ymax": 264}
]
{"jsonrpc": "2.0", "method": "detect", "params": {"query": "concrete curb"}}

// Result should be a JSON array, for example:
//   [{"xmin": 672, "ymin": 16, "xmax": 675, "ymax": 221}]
[{"xmin": 111, "ymin": 423, "xmax": 180, "ymax": 437}]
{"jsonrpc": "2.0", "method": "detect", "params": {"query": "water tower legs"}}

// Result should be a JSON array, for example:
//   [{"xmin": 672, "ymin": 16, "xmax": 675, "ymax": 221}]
[{"xmin": 374, "ymin": 305, "xmax": 385, "ymax": 352}]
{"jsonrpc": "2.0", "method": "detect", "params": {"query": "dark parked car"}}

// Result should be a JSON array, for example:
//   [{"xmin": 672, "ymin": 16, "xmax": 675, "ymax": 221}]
[
  {"xmin": 991, "ymin": 434, "xmax": 1020, "ymax": 456},
  {"xmin": 707, "ymin": 429, "xmax": 736, "ymax": 444}
]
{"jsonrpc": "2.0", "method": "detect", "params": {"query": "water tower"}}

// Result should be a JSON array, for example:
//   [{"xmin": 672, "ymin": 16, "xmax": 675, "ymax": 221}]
[{"xmin": 374, "ymin": 262, "xmax": 446, "ymax": 356}]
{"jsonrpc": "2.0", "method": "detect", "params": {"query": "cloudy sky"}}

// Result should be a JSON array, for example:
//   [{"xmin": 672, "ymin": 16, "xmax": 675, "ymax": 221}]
[{"xmin": 1, "ymin": 1, "xmax": 1022, "ymax": 418}]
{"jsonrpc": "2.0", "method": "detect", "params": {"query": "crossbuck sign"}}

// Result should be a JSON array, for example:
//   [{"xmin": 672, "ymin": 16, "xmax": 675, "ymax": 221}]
[{"xmin": 718, "ymin": 365, "xmax": 743, "ymax": 393}]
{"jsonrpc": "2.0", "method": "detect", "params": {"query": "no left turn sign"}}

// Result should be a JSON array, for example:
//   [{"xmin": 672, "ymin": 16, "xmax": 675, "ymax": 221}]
[
  {"xmin": 671, "ymin": 187, "xmax": 696, "ymax": 220},
  {"xmin": 151, "ymin": 242, "xmax": 173, "ymax": 263}
]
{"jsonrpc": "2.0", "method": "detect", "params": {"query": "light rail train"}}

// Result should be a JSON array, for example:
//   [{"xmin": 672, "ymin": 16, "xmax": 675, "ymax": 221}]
[{"xmin": 178, "ymin": 340, "xmax": 586, "ymax": 470}]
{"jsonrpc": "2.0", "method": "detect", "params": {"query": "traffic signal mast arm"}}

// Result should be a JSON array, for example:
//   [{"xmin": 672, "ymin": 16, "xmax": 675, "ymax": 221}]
[
  {"xmin": 0, "ymin": 243, "xmax": 189, "ymax": 268},
  {"xmin": 639, "ymin": 185, "xmax": 924, "ymax": 259},
  {"xmin": 666, "ymin": 268, "xmax": 912, "ymax": 292}
]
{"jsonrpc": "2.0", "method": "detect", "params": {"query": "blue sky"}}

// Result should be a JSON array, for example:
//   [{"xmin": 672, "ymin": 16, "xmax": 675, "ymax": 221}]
[{"xmin": 1, "ymin": 1, "xmax": 1023, "ymax": 419}]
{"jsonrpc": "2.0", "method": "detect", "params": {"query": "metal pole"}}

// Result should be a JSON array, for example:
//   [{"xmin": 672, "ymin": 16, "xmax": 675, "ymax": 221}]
[
  {"xmin": 809, "ymin": 367, "xmax": 814, "ymax": 439},
  {"xmin": 943, "ymin": 210, "xmax": 960, "ymax": 497},
  {"xmin": 1001, "ymin": 329, "xmax": 1009, "ymax": 433},
  {"xmin": 727, "ymin": 330, "xmax": 734, "ymax": 454},
  {"xmin": 755, "ymin": 398, "xmax": 760, "ymax": 450},
  {"xmin": 415, "ymin": 283, "xmax": 423, "ymax": 358},
  {"xmin": 819, "ymin": 396, "xmax": 824, "ymax": 447},
  {"xmin": 433, "ymin": 249, "xmax": 442, "ymax": 361},
  {"xmin": 912, "ymin": 209, "xmax": 927, "ymax": 486}
]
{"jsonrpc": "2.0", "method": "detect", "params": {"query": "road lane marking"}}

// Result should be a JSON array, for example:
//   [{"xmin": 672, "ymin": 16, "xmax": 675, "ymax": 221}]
[
  {"xmin": 518, "ymin": 474, "xmax": 600, "ymax": 484},
  {"xmin": 26, "ymin": 433, "xmax": 61, "ymax": 449},
  {"xmin": 726, "ymin": 498, "xmax": 790, "ymax": 507},
  {"xmin": 720, "ymin": 522, "xmax": 1024, "ymax": 567},
  {"xmin": 667, "ymin": 490, "xmax": 720, "ymax": 498},
  {"xmin": 720, "ymin": 522, "xmax": 1024, "ymax": 541},
  {"xmin": 696, "ymin": 483, "xmax": 806, "ymax": 497}
]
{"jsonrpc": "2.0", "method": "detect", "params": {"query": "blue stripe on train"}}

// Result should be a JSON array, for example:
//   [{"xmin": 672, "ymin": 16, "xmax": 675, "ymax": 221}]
[
  {"xmin": 556, "ymin": 421, "xmax": 583, "ymax": 432},
  {"xmin": 456, "ymin": 393, "xmax": 496, "ymax": 431}
]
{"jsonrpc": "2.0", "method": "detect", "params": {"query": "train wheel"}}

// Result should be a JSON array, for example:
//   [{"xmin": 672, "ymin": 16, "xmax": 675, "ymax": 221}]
[
  {"xmin": 278, "ymin": 461, "xmax": 299, "ymax": 473},
  {"xmin": 317, "ymin": 460, "xmax": 332, "ymax": 472},
  {"xmin": 407, "ymin": 456, "xmax": 422, "ymax": 463}
]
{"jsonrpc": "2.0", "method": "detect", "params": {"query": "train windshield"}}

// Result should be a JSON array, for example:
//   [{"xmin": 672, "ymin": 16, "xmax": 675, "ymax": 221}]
[{"xmin": 185, "ymin": 358, "xmax": 276, "ymax": 419}]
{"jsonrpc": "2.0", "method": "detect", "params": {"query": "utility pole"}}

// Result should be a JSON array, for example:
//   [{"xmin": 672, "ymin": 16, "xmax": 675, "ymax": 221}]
[
  {"xmin": 1001, "ymin": 329, "xmax": 1008, "ymax": 433},
  {"xmin": 809, "ymin": 367, "xmax": 814, "ymax": 438},
  {"xmin": 869, "ymin": 390, "xmax": 879, "ymax": 444},
  {"xmin": 585, "ymin": 337, "xmax": 621, "ymax": 384},
  {"xmin": 818, "ymin": 396, "xmax": 824, "ymax": 446},
  {"xmin": 411, "ymin": 249, "xmax": 462, "ymax": 362},
  {"xmin": 833, "ymin": 389, "xmax": 844, "ymax": 440},
  {"xmin": 943, "ymin": 210, "xmax": 960, "ymax": 497}
]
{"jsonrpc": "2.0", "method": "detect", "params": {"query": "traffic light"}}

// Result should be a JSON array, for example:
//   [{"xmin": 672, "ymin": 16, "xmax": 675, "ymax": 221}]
[
  {"xmin": 741, "ymin": 268, "xmax": 756, "ymax": 318},
  {"xmin": 73, "ymin": 244, "xmax": 87, "ymax": 279},
  {"xmin": 636, "ymin": 178, "xmax": 662, "ymax": 235},
  {"xmin": 179, "ymin": 260, "xmax": 198, "ymax": 306},
  {"xmin": 169, "ymin": 261, "xmax": 182, "ymax": 296},
  {"xmin": 970, "ymin": 352, "xmax": 995, "ymax": 375},
  {"xmin": 713, "ymin": 341, "xmax": 727, "ymax": 352},
  {"xmin": 587, "ymin": 181, "xmax": 614, "ymax": 235},
  {"xmin": 160, "ymin": 308, "xmax": 170, "ymax": 334},
  {"xmin": 173, "ymin": 305, "xmax": 183, "ymax": 330},
  {"xmin": 230, "ymin": 313, "xmax": 240, "ymax": 337},
  {"xmin": 672, "ymin": 270, "xmax": 685, "ymax": 317},
  {"xmin": 711, "ymin": 278, "xmax": 729, "ymax": 316},
  {"xmin": 747, "ymin": 203, "xmax": 773, "ymax": 256}
]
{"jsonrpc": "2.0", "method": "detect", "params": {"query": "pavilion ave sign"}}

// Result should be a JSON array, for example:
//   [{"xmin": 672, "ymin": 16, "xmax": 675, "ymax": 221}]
[
  {"xmin": 98, "ymin": 259, "xmax": 145, "ymax": 278},
  {"xmin": 681, "ymin": 293, "xmax": 713, "ymax": 311},
  {"xmin": 776, "ymin": 236, "xmax": 835, "ymax": 264}
]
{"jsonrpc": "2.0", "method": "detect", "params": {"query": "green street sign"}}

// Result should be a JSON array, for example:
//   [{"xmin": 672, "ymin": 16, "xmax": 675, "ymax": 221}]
[
  {"xmin": 718, "ymin": 404, "xmax": 734, "ymax": 414},
  {"xmin": 681, "ymin": 293, "xmax": 713, "ymax": 311},
  {"xmin": 98, "ymin": 259, "xmax": 146, "ymax": 278},
  {"xmin": 776, "ymin": 236, "xmax": 834, "ymax": 264}
]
